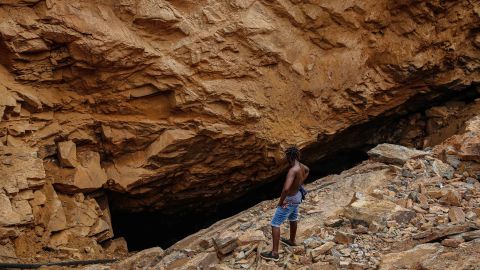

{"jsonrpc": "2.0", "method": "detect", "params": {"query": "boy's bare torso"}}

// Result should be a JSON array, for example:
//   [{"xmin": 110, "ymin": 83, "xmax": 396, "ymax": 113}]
[{"xmin": 286, "ymin": 163, "xmax": 308, "ymax": 196}]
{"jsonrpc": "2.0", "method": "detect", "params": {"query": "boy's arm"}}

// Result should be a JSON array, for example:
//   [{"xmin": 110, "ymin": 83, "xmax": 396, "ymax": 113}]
[
  {"xmin": 301, "ymin": 164, "xmax": 310, "ymax": 184},
  {"xmin": 278, "ymin": 169, "xmax": 295, "ymax": 208}
]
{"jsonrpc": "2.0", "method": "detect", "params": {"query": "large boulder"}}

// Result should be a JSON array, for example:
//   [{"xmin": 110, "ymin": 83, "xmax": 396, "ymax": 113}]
[
  {"xmin": 367, "ymin": 144, "xmax": 429, "ymax": 165},
  {"xmin": 434, "ymin": 115, "xmax": 480, "ymax": 175},
  {"xmin": 343, "ymin": 193, "xmax": 397, "ymax": 227},
  {"xmin": 379, "ymin": 243, "xmax": 444, "ymax": 270}
]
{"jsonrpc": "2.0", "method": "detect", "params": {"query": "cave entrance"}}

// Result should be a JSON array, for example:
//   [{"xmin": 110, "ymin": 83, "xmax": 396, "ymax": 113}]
[
  {"xmin": 109, "ymin": 148, "xmax": 369, "ymax": 251},
  {"xmin": 108, "ymin": 84, "xmax": 479, "ymax": 251}
]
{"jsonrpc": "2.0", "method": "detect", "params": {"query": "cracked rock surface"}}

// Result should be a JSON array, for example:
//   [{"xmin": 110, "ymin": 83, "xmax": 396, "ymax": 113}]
[
  {"xmin": 0, "ymin": 0, "xmax": 480, "ymax": 262},
  {"xmin": 84, "ymin": 109, "xmax": 480, "ymax": 269}
]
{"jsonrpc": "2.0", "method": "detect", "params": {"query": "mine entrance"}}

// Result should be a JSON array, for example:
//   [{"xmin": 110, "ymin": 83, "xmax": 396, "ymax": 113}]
[{"xmin": 109, "ymin": 85, "xmax": 479, "ymax": 251}]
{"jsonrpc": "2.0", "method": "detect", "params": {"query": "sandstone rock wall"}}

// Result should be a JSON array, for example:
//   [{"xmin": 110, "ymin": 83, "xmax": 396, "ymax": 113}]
[
  {"xmin": 0, "ymin": 0, "xmax": 479, "ymax": 259},
  {"xmin": 83, "ymin": 111, "xmax": 480, "ymax": 269}
]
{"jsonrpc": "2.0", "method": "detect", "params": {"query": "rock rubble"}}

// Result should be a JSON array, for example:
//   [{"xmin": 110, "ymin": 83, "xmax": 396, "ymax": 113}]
[
  {"xmin": 0, "ymin": 0, "xmax": 479, "ymax": 263},
  {"xmin": 90, "ymin": 111, "xmax": 480, "ymax": 269}
]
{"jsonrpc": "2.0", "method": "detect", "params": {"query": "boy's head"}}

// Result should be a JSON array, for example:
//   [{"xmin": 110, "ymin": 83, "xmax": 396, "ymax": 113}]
[{"xmin": 285, "ymin": 146, "xmax": 300, "ymax": 164}]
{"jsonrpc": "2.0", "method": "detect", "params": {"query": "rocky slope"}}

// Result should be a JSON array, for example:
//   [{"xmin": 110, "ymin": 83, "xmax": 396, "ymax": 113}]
[
  {"xmin": 0, "ymin": 0, "xmax": 480, "ymax": 261},
  {"xmin": 85, "ymin": 108, "xmax": 480, "ymax": 269}
]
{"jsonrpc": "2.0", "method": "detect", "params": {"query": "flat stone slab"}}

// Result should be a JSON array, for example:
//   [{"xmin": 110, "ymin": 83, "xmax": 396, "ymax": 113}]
[{"xmin": 367, "ymin": 144, "xmax": 430, "ymax": 165}]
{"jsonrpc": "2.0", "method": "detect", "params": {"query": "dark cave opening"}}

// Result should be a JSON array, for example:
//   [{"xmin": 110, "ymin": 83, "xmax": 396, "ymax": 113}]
[
  {"xmin": 109, "ymin": 84, "xmax": 479, "ymax": 252},
  {"xmin": 109, "ymin": 148, "xmax": 369, "ymax": 251}
]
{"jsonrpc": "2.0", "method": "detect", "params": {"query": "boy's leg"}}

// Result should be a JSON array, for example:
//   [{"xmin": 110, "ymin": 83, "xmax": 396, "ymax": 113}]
[
  {"xmin": 269, "ymin": 206, "xmax": 288, "ymax": 256},
  {"xmin": 288, "ymin": 205, "xmax": 299, "ymax": 245},
  {"xmin": 289, "ymin": 221, "xmax": 297, "ymax": 245},
  {"xmin": 272, "ymin": 226, "xmax": 280, "ymax": 255}
]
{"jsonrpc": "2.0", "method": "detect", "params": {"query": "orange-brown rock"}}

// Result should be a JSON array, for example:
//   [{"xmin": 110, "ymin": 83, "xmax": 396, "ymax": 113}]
[
  {"xmin": 449, "ymin": 207, "xmax": 466, "ymax": 224},
  {"xmin": 0, "ymin": 0, "xmax": 479, "ymax": 213},
  {"xmin": 74, "ymin": 137, "xmax": 480, "ymax": 269},
  {"xmin": 379, "ymin": 243, "xmax": 444, "ymax": 270},
  {"xmin": 1, "ymin": 0, "xmax": 480, "ymax": 262},
  {"xmin": 57, "ymin": 140, "xmax": 78, "ymax": 168},
  {"xmin": 441, "ymin": 238, "xmax": 464, "ymax": 248}
]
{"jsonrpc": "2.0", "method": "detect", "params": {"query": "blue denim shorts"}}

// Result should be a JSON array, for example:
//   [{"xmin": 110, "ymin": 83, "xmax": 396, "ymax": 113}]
[{"xmin": 270, "ymin": 204, "xmax": 300, "ymax": 227}]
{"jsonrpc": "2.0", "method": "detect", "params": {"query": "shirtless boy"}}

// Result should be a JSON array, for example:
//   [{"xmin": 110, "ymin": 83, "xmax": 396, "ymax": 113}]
[{"xmin": 261, "ymin": 146, "xmax": 309, "ymax": 261}]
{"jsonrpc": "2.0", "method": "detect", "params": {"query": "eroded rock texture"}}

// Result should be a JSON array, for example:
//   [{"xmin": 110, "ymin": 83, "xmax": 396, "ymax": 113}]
[
  {"xmin": 84, "ymin": 109, "xmax": 480, "ymax": 269},
  {"xmin": 0, "ymin": 0, "xmax": 479, "ymax": 259}
]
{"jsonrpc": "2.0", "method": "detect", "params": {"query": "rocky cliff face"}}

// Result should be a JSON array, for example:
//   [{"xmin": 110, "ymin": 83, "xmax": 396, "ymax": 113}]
[
  {"xmin": 79, "ymin": 108, "xmax": 480, "ymax": 269},
  {"xmin": 0, "ymin": 0, "xmax": 479, "ymax": 260}
]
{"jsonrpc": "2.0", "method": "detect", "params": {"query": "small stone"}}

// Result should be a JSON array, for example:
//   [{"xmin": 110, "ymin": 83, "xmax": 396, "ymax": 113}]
[
  {"xmin": 311, "ymin": 241, "xmax": 335, "ymax": 259},
  {"xmin": 396, "ymin": 199, "xmax": 408, "ymax": 208},
  {"xmin": 34, "ymin": 226, "xmax": 44, "ymax": 237},
  {"xmin": 369, "ymin": 221, "xmax": 384, "ymax": 233},
  {"xmin": 428, "ymin": 189, "xmax": 444, "ymax": 199},
  {"xmin": 292, "ymin": 245, "xmax": 306, "ymax": 255},
  {"xmin": 199, "ymin": 238, "xmax": 213, "ymax": 250},
  {"xmin": 441, "ymin": 190, "xmax": 462, "ymax": 206},
  {"xmin": 72, "ymin": 252, "xmax": 82, "ymax": 260},
  {"xmin": 303, "ymin": 237, "xmax": 323, "ymax": 249},
  {"xmin": 406, "ymin": 199, "xmax": 413, "ymax": 208},
  {"xmin": 0, "ymin": 227, "xmax": 19, "ymax": 239},
  {"xmin": 408, "ymin": 191, "xmax": 420, "ymax": 202},
  {"xmin": 235, "ymin": 251, "xmax": 245, "ymax": 260},
  {"xmin": 14, "ymin": 190, "xmax": 34, "ymax": 200},
  {"xmin": 324, "ymin": 218, "xmax": 344, "ymax": 227},
  {"xmin": 57, "ymin": 140, "xmax": 78, "ymax": 168},
  {"xmin": 238, "ymin": 217, "xmax": 249, "ymax": 223},
  {"xmin": 387, "ymin": 220, "xmax": 398, "ymax": 228},
  {"xmin": 334, "ymin": 231, "xmax": 355, "ymax": 244},
  {"xmin": 417, "ymin": 194, "xmax": 428, "ymax": 206},
  {"xmin": 340, "ymin": 248, "xmax": 351, "ymax": 256},
  {"xmin": 419, "ymin": 184, "xmax": 427, "ymax": 194},
  {"xmin": 401, "ymin": 168, "xmax": 415, "ymax": 178},
  {"xmin": 237, "ymin": 230, "xmax": 264, "ymax": 245},
  {"xmin": 392, "ymin": 208, "xmax": 416, "ymax": 224},
  {"xmin": 351, "ymin": 262, "xmax": 368, "ymax": 270},
  {"xmin": 432, "ymin": 159, "xmax": 454, "ymax": 179},
  {"xmin": 429, "ymin": 205, "xmax": 449, "ymax": 214},
  {"xmin": 459, "ymin": 230, "xmax": 480, "ymax": 241},
  {"xmin": 413, "ymin": 205, "xmax": 428, "ymax": 214},
  {"xmin": 441, "ymin": 238, "xmax": 464, "ymax": 248},
  {"xmin": 465, "ymin": 211, "xmax": 477, "ymax": 220},
  {"xmin": 465, "ymin": 177, "xmax": 477, "ymax": 185},
  {"xmin": 371, "ymin": 189, "xmax": 384, "ymax": 199},
  {"xmin": 353, "ymin": 225, "xmax": 368, "ymax": 234},
  {"xmin": 102, "ymin": 237, "xmax": 128, "ymax": 255},
  {"xmin": 213, "ymin": 232, "xmax": 238, "ymax": 255},
  {"xmin": 239, "ymin": 222, "xmax": 252, "ymax": 231}
]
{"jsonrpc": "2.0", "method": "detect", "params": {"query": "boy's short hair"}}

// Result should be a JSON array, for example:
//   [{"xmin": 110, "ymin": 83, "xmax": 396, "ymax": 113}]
[{"xmin": 285, "ymin": 146, "xmax": 300, "ymax": 162}]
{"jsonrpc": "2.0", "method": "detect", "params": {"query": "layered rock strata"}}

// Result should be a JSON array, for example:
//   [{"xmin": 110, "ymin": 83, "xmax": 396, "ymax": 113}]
[
  {"xmin": 0, "ymin": 0, "xmax": 480, "ymax": 260},
  {"xmin": 93, "ymin": 111, "xmax": 480, "ymax": 269}
]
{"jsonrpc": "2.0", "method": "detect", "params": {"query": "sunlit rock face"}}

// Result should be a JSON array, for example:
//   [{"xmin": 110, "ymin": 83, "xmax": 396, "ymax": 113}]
[{"xmin": 0, "ymin": 1, "xmax": 479, "ymax": 258}]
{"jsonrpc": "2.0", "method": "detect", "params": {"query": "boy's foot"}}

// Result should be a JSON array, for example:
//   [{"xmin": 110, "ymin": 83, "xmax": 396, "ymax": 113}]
[
  {"xmin": 260, "ymin": 251, "xmax": 279, "ymax": 261},
  {"xmin": 281, "ymin": 237, "xmax": 296, "ymax": 246}
]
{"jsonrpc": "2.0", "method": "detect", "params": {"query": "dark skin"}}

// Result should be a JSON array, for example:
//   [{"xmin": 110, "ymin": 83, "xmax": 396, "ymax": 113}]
[{"xmin": 271, "ymin": 158, "xmax": 309, "ymax": 256}]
